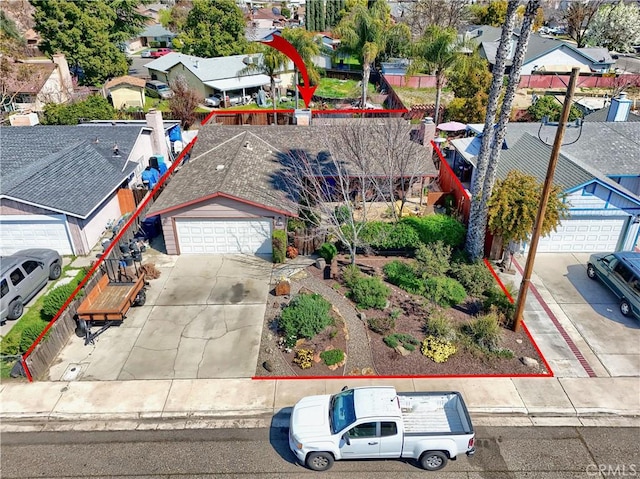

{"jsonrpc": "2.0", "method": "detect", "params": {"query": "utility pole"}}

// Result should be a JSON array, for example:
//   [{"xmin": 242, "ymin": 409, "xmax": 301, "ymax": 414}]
[{"xmin": 512, "ymin": 67, "xmax": 580, "ymax": 332}]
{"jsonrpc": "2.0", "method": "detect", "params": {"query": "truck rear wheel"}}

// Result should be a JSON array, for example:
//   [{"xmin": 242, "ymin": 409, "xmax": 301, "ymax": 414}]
[
  {"xmin": 305, "ymin": 452, "xmax": 334, "ymax": 471},
  {"xmin": 420, "ymin": 451, "xmax": 448, "ymax": 471}
]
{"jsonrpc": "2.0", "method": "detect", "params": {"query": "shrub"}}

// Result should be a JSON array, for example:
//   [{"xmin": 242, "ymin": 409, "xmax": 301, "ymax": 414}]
[
  {"xmin": 383, "ymin": 260, "xmax": 424, "ymax": 294},
  {"xmin": 279, "ymin": 293, "xmax": 332, "ymax": 339},
  {"xmin": 383, "ymin": 333, "xmax": 420, "ymax": 351},
  {"xmin": 424, "ymin": 308, "xmax": 456, "ymax": 341},
  {"xmin": 450, "ymin": 261, "xmax": 495, "ymax": 297},
  {"xmin": 320, "ymin": 348, "xmax": 345, "ymax": 366},
  {"xmin": 318, "ymin": 242, "xmax": 338, "ymax": 262},
  {"xmin": 360, "ymin": 221, "xmax": 420, "ymax": 250},
  {"xmin": 335, "ymin": 205, "xmax": 351, "ymax": 224},
  {"xmin": 42, "ymin": 282, "xmax": 79, "ymax": 320},
  {"xmin": 286, "ymin": 246, "xmax": 299, "ymax": 259},
  {"xmin": 287, "ymin": 218, "xmax": 305, "ymax": 232},
  {"xmin": 421, "ymin": 335, "xmax": 457, "ymax": 363},
  {"xmin": 367, "ymin": 316, "xmax": 395, "ymax": 335},
  {"xmin": 483, "ymin": 285, "xmax": 515, "ymax": 321},
  {"xmin": 401, "ymin": 214, "xmax": 466, "ymax": 248},
  {"xmin": 414, "ymin": 241, "xmax": 451, "ymax": 278},
  {"xmin": 350, "ymin": 276, "xmax": 390, "ymax": 310},
  {"xmin": 293, "ymin": 349, "xmax": 314, "ymax": 369},
  {"xmin": 342, "ymin": 264, "xmax": 362, "ymax": 288},
  {"xmin": 424, "ymin": 277, "xmax": 467, "ymax": 307},
  {"xmin": 19, "ymin": 322, "xmax": 46, "ymax": 353},
  {"xmin": 462, "ymin": 312, "xmax": 503, "ymax": 351},
  {"xmin": 0, "ymin": 334, "xmax": 20, "ymax": 356},
  {"xmin": 272, "ymin": 230, "xmax": 287, "ymax": 263}
]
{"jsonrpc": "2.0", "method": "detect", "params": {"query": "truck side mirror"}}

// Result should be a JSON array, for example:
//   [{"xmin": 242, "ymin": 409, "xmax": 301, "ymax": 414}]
[
  {"xmin": 341, "ymin": 386, "xmax": 348, "ymax": 392},
  {"xmin": 342, "ymin": 433, "xmax": 350, "ymax": 445}
]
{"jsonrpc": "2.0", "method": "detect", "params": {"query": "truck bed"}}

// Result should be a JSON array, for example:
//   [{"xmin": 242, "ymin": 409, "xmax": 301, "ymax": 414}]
[{"xmin": 397, "ymin": 392, "xmax": 473, "ymax": 435}]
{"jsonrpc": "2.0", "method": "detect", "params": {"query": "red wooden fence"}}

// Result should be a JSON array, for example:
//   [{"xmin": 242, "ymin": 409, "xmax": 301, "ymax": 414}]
[{"xmin": 432, "ymin": 140, "xmax": 471, "ymax": 223}]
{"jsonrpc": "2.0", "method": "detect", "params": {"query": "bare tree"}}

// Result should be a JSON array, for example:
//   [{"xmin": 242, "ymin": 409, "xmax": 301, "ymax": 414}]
[
  {"xmin": 168, "ymin": 75, "xmax": 199, "ymax": 130},
  {"xmin": 280, "ymin": 129, "xmax": 373, "ymax": 265},
  {"xmin": 399, "ymin": 0, "xmax": 471, "ymax": 37},
  {"xmin": 343, "ymin": 118, "xmax": 430, "ymax": 221},
  {"xmin": 476, "ymin": 0, "xmax": 541, "ymax": 254},
  {"xmin": 563, "ymin": 0, "xmax": 603, "ymax": 48}
]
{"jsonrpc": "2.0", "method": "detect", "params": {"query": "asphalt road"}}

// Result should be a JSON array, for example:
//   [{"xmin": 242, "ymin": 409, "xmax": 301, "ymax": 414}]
[
  {"xmin": 2, "ymin": 426, "xmax": 639, "ymax": 478},
  {"xmin": 128, "ymin": 56, "xmax": 153, "ymax": 79}
]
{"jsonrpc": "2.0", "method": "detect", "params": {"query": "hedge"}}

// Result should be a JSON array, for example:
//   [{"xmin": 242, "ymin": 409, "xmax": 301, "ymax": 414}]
[
  {"xmin": 401, "ymin": 214, "xmax": 466, "ymax": 248},
  {"xmin": 272, "ymin": 229, "xmax": 287, "ymax": 263}
]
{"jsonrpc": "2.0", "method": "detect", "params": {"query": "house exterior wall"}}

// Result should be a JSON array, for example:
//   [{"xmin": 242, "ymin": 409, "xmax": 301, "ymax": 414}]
[
  {"xmin": 128, "ymin": 129, "xmax": 156, "ymax": 183},
  {"xmin": 79, "ymin": 193, "xmax": 122, "ymax": 254},
  {"xmin": 161, "ymin": 196, "xmax": 280, "ymax": 255},
  {"xmin": 166, "ymin": 64, "xmax": 208, "ymax": 98},
  {"xmin": 148, "ymin": 67, "xmax": 170, "ymax": 84},
  {"xmin": 521, "ymin": 46, "xmax": 593, "ymax": 74},
  {"xmin": 110, "ymin": 85, "xmax": 145, "ymax": 109},
  {"xmin": 609, "ymin": 176, "xmax": 640, "ymax": 196}
]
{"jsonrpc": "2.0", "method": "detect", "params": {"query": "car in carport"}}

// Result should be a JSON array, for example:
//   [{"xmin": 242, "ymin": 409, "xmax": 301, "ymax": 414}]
[{"xmin": 587, "ymin": 252, "xmax": 640, "ymax": 319}]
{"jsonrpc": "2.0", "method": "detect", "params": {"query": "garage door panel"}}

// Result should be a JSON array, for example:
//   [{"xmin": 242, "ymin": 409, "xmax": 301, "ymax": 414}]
[
  {"xmin": 176, "ymin": 219, "xmax": 272, "ymax": 255},
  {"xmin": 537, "ymin": 217, "xmax": 625, "ymax": 253},
  {"xmin": 0, "ymin": 215, "xmax": 73, "ymax": 255}
]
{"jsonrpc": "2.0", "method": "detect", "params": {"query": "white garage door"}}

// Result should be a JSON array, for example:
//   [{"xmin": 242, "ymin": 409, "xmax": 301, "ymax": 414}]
[
  {"xmin": 176, "ymin": 219, "xmax": 273, "ymax": 255},
  {"xmin": 537, "ymin": 217, "xmax": 625, "ymax": 252},
  {"xmin": 0, "ymin": 214, "xmax": 73, "ymax": 255}
]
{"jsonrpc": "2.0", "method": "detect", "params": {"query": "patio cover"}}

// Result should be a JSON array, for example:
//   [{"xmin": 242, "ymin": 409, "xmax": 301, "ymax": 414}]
[{"xmin": 204, "ymin": 74, "xmax": 272, "ymax": 92}]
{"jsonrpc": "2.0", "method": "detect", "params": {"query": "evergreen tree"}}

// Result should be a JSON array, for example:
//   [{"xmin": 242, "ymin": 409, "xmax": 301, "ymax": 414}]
[{"xmin": 306, "ymin": 0, "xmax": 316, "ymax": 31}]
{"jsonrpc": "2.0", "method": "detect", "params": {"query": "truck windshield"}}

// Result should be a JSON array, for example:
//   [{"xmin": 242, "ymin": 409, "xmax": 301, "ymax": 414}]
[{"xmin": 329, "ymin": 389, "xmax": 356, "ymax": 434}]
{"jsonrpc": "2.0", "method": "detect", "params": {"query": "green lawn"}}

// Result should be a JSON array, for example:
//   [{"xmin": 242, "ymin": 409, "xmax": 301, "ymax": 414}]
[
  {"xmin": 315, "ymin": 78, "xmax": 375, "ymax": 99},
  {"xmin": 144, "ymin": 97, "xmax": 170, "ymax": 111}
]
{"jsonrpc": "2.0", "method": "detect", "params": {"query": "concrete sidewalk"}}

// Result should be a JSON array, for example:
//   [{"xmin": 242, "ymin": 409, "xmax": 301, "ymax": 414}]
[{"xmin": 1, "ymin": 253, "xmax": 639, "ymax": 432}]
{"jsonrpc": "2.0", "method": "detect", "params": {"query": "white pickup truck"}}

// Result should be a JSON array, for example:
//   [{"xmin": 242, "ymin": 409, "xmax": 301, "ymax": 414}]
[{"xmin": 288, "ymin": 386, "xmax": 475, "ymax": 472}]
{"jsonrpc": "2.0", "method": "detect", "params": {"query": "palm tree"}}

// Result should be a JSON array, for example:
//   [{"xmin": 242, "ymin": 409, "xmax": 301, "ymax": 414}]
[
  {"xmin": 475, "ymin": 0, "xmax": 541, "ymax": 252},
  {"xmin": 281, "ymin": 28, "xmax": 321, "ymax": 108},
  {"xmin": 238, "ymin": 46, "xmax": 289, "ymax": 123},
  {"xmin": 409, "ymin": 25, "xmax": 474, "ymax": 125},
  {"xmin": 333, "ymin": 0, "xmax": 390, "ymax": 108},
  {"xmin": 466, "ymin": 0, "xmax": 520, "ymax": 261}
]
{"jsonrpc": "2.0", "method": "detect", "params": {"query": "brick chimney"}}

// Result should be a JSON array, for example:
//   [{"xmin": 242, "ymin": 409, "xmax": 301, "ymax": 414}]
[
  {"xmin": 145, "ymin": 109, "xmax": 169, "ymax": 161},
  {"xmin": 419, "ymin": 116, "xmax": 436, "ymax": 146},
  {"xmin": 52, "ymin": 53, "xmax": 73, "ymax": 101}
]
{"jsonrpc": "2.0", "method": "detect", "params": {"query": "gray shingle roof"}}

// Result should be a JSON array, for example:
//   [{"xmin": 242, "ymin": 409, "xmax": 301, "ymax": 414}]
[
  {"xmin": 497, "ymin": 133, "xmax": 640, "ymax": 203},
  {"xmin": 585, "ymin": 106, "xmax": 640, "ymax": 123},
  {"xmin": 149, "ymin": 123, "xmax": 437, "ymax": 216},
  {"xmin": 1, "ymin": 125, "xmax": 142, "ymax": 217},
  {"xmin": 464, "ymin": 122, "xmax": 640, "ymax": 176}
]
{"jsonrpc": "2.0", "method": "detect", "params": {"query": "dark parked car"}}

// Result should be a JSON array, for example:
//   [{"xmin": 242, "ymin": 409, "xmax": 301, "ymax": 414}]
[
  {"xmin": 1, "ymin": 249, "xmax": 63, "ymax": 322},
  {"xmin": 587, "ymin": 251, "xmax": 640, "ymax": 319}
]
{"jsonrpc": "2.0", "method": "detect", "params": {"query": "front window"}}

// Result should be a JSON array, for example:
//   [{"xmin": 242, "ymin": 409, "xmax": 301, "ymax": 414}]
[{"xmin": 329, "ymin": 389, "xmax": 356, "ymax": 434}]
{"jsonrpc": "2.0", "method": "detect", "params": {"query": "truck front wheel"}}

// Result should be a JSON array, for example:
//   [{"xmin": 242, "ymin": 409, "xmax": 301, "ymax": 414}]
[
  {"xmin": 305, "ymin": 452, "xmax": 334, "ymax": 471},
  {"xmin": 420, "ymin": 451, "xmax": 448, "ymax": 471}
]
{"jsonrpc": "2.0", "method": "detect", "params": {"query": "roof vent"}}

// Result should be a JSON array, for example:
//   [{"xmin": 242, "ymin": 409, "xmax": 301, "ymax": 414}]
[
  {"xmin": 113, "ymin": 143, "xmax": 120, "ymax": 156},
  {"xmin": 244, "ymin": 141, "xmax": 253, "ymax": 150},
  {"xmin": 216, "ymin": 164, "xmax": 225, "ymax": 171}
]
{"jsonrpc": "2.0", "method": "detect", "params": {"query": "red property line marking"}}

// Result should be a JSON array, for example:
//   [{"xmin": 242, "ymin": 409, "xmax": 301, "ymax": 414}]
[
  {"xmin": 483, "ymin": 259, "xmax": 553, "ymax": 377},
  {"xmin": 21, "ymin": 137, "xmax": 199, "ymax": 381},
  {"xmin": 201, "ymin": 108, "xmax": 409, "ymax": 126},
  {"xmin": 511, "ymin": 257, "xmax": 596, "ymax": 378}
]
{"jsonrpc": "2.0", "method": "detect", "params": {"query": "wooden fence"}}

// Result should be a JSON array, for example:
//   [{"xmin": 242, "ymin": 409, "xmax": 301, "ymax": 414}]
[
  {"xmin": 24, "ymin": 271, "xmax": 103, "ymax": 380},
  {"xmin": 432, "ymin": 140, "xmax": 471, "ymax": 223}
]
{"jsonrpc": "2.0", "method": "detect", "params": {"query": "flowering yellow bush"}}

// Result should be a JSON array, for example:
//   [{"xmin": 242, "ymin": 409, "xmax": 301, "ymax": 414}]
[
  {"xmin": 293, "ymin": 349, "xmax": 314, "ymax": 369},
  {"xmin": 421, "ymin": 335, "xmax": 457, "ymax": 363}
]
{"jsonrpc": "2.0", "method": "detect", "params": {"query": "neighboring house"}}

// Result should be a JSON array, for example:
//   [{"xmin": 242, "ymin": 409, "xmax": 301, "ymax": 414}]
[
  {"xmin": 103, "ymin": 75, "xmax": 146, "ymax": 109},
  {"xmin": 1, "ymin": 54, "xmax": 73, "ymax": 113},
  {"xmin": 584, "ymin": 92, "xmax": 640, "ymax": 122},
  {"xmin": 466, "ymin": 25, "xmax": 614, "ymax": 74},
  {"xmin": 147, "ymin": 121, "xmax": 438, "ymax": 255},
  {"xmin": 137, "ymin": 2, "xmax": 166, "ymax": 23},
  {"xmin": 449, "ymin": 102, "xmax": 640, "ymax": 253},
  {"xmin": 127, "ymin": 23, "xmax": 176, "ymax": 53},
  {"xmin": 0, "ymin": 111, "xmax": 179, "ymax": 256},
  {"xmin": 249, "ymin": 7, "xmax": 287, "ymax": 28},
  {"xmin": 146, "ymin": 52, "xmax": 293, "ymax": 102}
]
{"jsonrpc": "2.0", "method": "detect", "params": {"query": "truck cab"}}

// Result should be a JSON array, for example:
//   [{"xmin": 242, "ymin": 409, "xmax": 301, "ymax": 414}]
[{"xmin": 289, "ymin": 386, "xmax": 475, "ymax": 472}]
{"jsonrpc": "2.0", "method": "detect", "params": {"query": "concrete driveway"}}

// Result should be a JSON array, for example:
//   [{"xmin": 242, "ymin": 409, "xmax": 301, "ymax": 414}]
[
  {"xmin": 532, "ymin": 253, "xmax": 639, "ymax": 377},
  {"xmin": 48, "ymin": 255, "xmax": 273, "ymax": 381}
]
